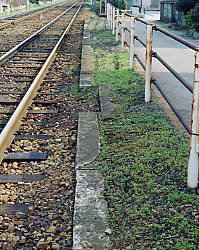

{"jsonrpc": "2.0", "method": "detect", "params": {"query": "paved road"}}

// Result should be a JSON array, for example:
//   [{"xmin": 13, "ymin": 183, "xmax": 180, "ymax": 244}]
[{"xmin": 124, "ymin": 11, "xmax": 199, "ymax": 129}]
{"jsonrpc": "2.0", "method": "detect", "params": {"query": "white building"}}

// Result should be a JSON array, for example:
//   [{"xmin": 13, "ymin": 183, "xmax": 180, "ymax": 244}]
[{"xmin": 127, "ymin": 0, "xmax": 160, "ymax": 10}]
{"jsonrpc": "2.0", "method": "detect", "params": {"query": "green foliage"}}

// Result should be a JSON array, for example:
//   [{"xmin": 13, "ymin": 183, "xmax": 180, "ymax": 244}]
[
  {"xmin": 185, "ymin": 3, "xmax": 199, "ymax": 31},
  {"xmin": 91, "ymin": 2, "xmax": 100, "ymax": 15},
  {"xmin": 109, "ymin": 0, "xmax": 126, "ymax": 9},
  {"xmin": 30, "ymin": 0, "xmax": 39, "ymax": 4},
  {"xmin": 90, "ymin": 13, "xmax": 199, "ymax": 249},
  {"xmin": 175, "ymin": 0, "xmax": 197, "ymax": 13}
]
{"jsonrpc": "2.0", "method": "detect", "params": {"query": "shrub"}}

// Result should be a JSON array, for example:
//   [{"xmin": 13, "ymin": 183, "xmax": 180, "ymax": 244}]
[
  {"xmin": 185, "ymin": 3, "xmax": 199, "ymax": 31},
  {"xmin": 108, "ymin": 0, "xmax": 126, "ymax": 9},
  {"xmin": 30, "ymin": 0, "xmax": 39, "ymax": 4},
  {"xmin": 175, "ymin": 0, "xmax": 197, "ymax": 13},
  {"xmin": 91, "ymin": 2, "xmax": 100, "ymax": 15}
]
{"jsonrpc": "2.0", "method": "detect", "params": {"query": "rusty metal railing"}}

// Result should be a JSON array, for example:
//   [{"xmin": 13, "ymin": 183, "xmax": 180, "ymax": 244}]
[{"xmin": 107, "ymin": 3, "xmax": 199, "ymax": 190}]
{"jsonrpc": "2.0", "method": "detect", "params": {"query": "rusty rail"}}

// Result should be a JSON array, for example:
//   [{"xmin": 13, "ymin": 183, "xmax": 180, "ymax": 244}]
[
  {"xmin": 107, "ymin": 3, "xmax": 199, "ymax": 190},
  {"xmin": 0, "ymin": 1, "xmax": 83, "ymax": 164}
]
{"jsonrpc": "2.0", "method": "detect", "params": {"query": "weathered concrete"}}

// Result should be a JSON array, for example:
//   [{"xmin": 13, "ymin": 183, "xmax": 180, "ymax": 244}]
[
  {"xmin": 73, "ymin": 112, "xmax": 111, "ymax": 249},
  {"xmin": 80, "ymin": 56, "xmax": 93, "ymax": 73},
  {"xmin": 99, "ymin": 83, "xmax": 117, "ymax": 115},
  {"xmin": 80, "ymin": 73, "xmax": 93, "ymax": 88},
  {"xmin": 160, "ymin": 0, "xmax": 186, "ymax": 27},
  {"xmin": 80, "ymin": 21, "xmax": 93, "ymax": 88},
  {"xmin": 76, "ymin": 112, "xmax": 100, "ymax": 169},
  {"xmin": 82, "ymin": 45, "xmax": 92, "ymax": 56},
  {"xmin": 73, "ymin": 170, "xmax": 111, "ymax": 250}
]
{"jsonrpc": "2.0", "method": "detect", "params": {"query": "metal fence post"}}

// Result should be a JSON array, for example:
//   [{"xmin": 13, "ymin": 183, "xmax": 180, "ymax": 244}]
[
  {"xmin": 129, "ymin": 16, "xmax": 136, "ymax": 70},
  {"xmin": 110, "ymin": 5, "xmax": 112, "ymax": 29},
  {"xmin": 116, "ymin": 9, "xmax": 119, "ymax": 42},
  {"xmin": 122, "ymin": 12, "xmax": 125, "ymax": 51},
  {"xmin": 187, "ymin": 52, "xmax": 199, "ymax": 189},
  {"xmin": 145, "ymin": 24, "xmax": 153, "ymax": 102},
  {"xmin": 112, "ymin": 7, "xmax": 115, "ymax": 34},
  {"xmin": 106, "ymin": 3, "xmax": 109, "ymax": 22},
  {"xmin": 109, "ymin": 4, "xmax": 111, "ymax": 27},
  {"xmin": 107, "ymin": 4, "xmax": 110, "ymax": 26}
]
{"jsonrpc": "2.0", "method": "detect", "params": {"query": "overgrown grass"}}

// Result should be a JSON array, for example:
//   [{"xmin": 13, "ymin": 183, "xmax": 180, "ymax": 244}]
[{"xmin": 90, "ymin": 14, "xmax": 199, "ymax": 249}]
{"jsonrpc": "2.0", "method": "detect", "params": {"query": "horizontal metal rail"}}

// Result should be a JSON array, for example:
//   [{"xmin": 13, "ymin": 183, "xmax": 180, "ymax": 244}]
[
  {"xmin": 134, "ymin": 36, "xmax": 193, "ymax": 93},
  {"xmin": 153, "ymin": 53, "xmax": 193, "ymax": 93},
  {"xmin": 0, "ymin": 1, "xmax": 83, "ymax": 164},
  {"xmin": 0, "ymin": 1, "xmax": 69, "ymax": 30},
  {"xmin": 0, "ymin": 0, "xmax": 79, "ymax": 66},
  {"xmin": 152, "ymin": 80, "xmax": 190, "ymax": 133},
  {"xmin": 154, "ymin": 26, "xmax": 199, "ymax": 52},
  {"xmin": 135, "ymin": 52, "xmax": 190, "ymax": 132},
  {"xmin": 125, "ymin": 11, "xmax": 199, "ymax": 51},
  {"xmin": 107, "ymin": 3, "xmax": 199, "ymax": 189}
]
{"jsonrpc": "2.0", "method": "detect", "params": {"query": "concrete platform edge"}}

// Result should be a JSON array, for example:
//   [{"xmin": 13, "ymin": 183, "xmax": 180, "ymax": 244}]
[{"xmin": 73, "ymin": 111, "xmax": 111, "ymax": 249}]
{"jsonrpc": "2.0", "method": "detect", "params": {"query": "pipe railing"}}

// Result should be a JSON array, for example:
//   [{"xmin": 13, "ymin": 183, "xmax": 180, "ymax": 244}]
[{"xmin": 106, "ymin": 3, "xmax": 199, "ymax": 190}]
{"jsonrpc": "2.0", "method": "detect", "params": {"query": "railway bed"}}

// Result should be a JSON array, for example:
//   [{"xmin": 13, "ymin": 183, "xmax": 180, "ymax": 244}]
[
  {"xmin": 0, "ymin": 2, "xmax": 98, "ymax": 248},
  {"xmin": 0, "ymin": 0, "xmax": 78, "ymax": 56}
]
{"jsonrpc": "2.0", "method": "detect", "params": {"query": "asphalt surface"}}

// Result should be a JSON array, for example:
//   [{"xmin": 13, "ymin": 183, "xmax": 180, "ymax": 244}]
[{"xmin": 127, "ymin": 11, "xmax": 199, "ymax": 129}]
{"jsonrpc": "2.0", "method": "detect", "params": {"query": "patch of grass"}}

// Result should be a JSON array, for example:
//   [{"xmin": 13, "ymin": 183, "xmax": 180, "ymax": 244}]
[{"xmin": 90, "ymin": 15, "xmax": 199, "ymax": 249}]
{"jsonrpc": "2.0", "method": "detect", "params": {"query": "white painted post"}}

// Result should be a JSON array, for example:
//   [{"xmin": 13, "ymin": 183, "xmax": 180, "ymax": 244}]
[
  {"xmin": 187, "ymin": 52, "xmax": 199, "ymax": 189},
  {"xmin": 110, "ymin": 5, "xmax": 113, "ymax": 29},
  {"xmin": 112, "ymin": 7, "xmax": 115, "ymax": 34},
  {"xmin": 122, "ymin": 12, "xmax": 125, "ymax": 51},
  {"xmin": 129, "ymin": 16, "xmax": 136, "ymax": 70},
  {"xmin": 107, "ymin": 4, "xmax": 110, "ymax": 26},
  {"xmin": 100, "ymin": 0, "xmax": 102, "ymax": 15},
  {"xmin": 26, "ymin": 0, "xmax": 30, "ymax": 10},
  {"xmin": 116, "ymin": 9, "xmax": 119, "ymax": 42},
  {"xmin": 108, "ymin": 4, "xmax": 111, "ymax": 27},
  {"xmin": 145, "ymin": 24, "xmax": 153, "ymax": 102},
  {"xmin": 0, "ymin": 0, "xmax": 3, "ymax": 13}
]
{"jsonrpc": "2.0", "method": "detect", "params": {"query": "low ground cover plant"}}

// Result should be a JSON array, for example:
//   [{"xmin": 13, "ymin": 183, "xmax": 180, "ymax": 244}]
[{"xmin": 89, "ymin": 13, "xmax": 199, "ymax": 249}]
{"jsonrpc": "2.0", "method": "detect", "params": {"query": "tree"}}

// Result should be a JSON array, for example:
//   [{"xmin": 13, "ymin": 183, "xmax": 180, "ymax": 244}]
[{"xmin": 175, "ymin": 0, "xmax": 197, "ymax": 13}]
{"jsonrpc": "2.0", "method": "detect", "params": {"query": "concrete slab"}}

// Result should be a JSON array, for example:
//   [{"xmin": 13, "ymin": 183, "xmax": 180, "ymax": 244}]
[
  {"xmin": 76, "ymin": 112, "xmax": 99, "ymax": 169},
  {"xmin": 83, "ymin": 29, "xmax": 90, "ymax": 39},
  {"xmin": 73, "ymin": 169, "xmax": 111, "ymax": 250},
  {"xmin": 82, "ymin": 45, "xmax": 92, "ymax": 56},
  {"xmin": 82, "ymin": 38, "xmax": 91, "ymax": 45},
  {"xmin": 81, "ymin": 56, "xmax": 93, "ymax": 73},
  {"xmin": 80, "ymin": 73, "xmax": 93, "ymax": 88},
  {"xmin": 99, "ymin": 83, "xmax": 117, "ymax": 115},
  {"xmin": 79, "ymin": 22, "xmax": 93, "ymax": 88}
]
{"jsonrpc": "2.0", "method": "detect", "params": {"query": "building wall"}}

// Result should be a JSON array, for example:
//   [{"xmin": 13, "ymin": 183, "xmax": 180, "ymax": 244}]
[
  {"xmin": 160, "ymin": 0, "xmax": 185, "ymax": 27},
  {"xmin": 127, "ymin": 0, "xmax": 160, "ymax": 10}
]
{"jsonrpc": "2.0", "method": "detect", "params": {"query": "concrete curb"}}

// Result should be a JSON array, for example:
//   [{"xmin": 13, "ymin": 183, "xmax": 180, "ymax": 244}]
[
  {"xmin": 99, "ymin": 83, "xmax": 117, "ymax": 116},
  {"xmin": 73, "ymin": 18, "xmax": 117, "ymax": 250},
  {"xmin": 73, "ymin": 23, "xmax": 111, "ymax": 247},
  {"xmin": 73, "ymin": 112, "xmax": 111, "ymax": 249},
  {"xmin": 80, "ymin": 20, "xmax": 93, "ymax": 88}
]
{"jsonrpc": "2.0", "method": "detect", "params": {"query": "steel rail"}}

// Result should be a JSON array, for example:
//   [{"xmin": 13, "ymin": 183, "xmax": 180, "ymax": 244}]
[
  {"xmin": 152, "ymin": 80, "xmax": 190, "ymax": 133},
  {"xmin": 153, "ymin": 52, "xmax": 193, "ymax": 93},
  {"xmin": 154, "ymin": 26, "xmax": 199, "ymax": 52},
  {"xmin": 125, "ymin": 12, "xmax": 199, "ymax": 51},
  {"xmin": 134, "ymin": 34, "xmax": 193, "ymax": 93},
  {"xmin": 0, "ymin": 1, "xmax": 83, "ymax": 164},
  {"xmin": 125, "ymin": 10, "xmax": 199, "ymax": 51},
  {"xmin": 0, "ymin": 0, "xmax": 69, "ymax": 29},
  {"xmin": 135, "ymin": 53, "xmax": 190, "ymax": 133},
  {"xmin": 0, "ymin": 0, "xmax": 79, "ymax": 66}
]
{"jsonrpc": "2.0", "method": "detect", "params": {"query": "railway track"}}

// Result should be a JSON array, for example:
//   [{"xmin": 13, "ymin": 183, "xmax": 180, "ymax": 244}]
[
  {"xmin": 0, "ymin": 0, "xmax": 67, "ymax": 28},
  {"xmin": 0, "ymin": 1, "xmax": 98, "ymax": 248},
  {"xmin": 0, "ymin": 0, "xmax": 77, "ymax": 56}
]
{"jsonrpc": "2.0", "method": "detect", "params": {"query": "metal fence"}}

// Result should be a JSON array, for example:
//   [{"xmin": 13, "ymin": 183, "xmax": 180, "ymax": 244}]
[{"xmin": 107, "ymin": 3, "xmax": 199, "ymax": 190}]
